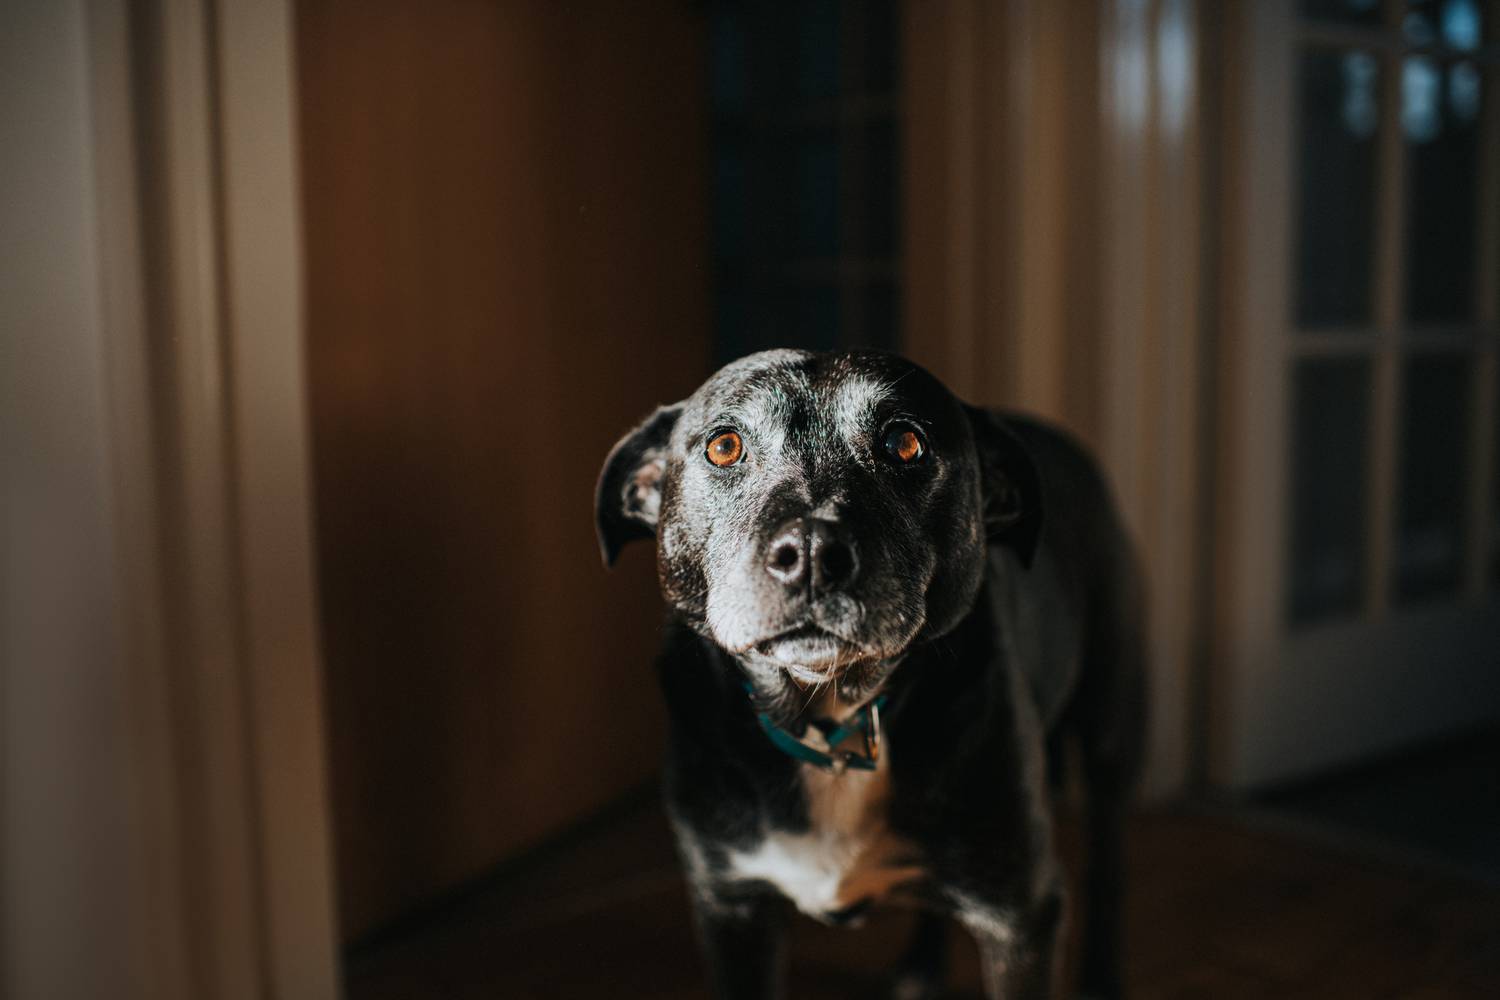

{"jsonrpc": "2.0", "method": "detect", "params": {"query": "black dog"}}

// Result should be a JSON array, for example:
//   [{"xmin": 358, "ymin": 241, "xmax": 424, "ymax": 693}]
[{"xmin": 597, "ymin": 350, "xmax": 1144, "ymax": 999}]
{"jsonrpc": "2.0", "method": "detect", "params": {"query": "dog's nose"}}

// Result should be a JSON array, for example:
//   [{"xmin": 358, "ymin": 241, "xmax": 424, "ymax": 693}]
[
  {"xmin": 810, "ymin": 519, "xmax": 858, "ymax": 592},
  {"xmin": 765, "ymin": 518, "xmax": 858, "ymax": 593},
  {"xmin": 765, "ymin": 523, "xmax": 805, "ymax": 586}
]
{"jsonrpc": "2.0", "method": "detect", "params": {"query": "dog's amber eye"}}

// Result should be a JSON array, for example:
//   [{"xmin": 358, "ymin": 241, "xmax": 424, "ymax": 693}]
[
  {"xmin": 882, "ymin": 424, "xmax": 926, "ymax": 464},
  {"xmin": 706, "ymin": 430, "xmax": 744, "ymax": 467}
]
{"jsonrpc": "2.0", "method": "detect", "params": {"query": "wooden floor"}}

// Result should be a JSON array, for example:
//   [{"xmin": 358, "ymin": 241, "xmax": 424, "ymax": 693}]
[{"xmin": 345, "ymin": 797, "xmax": 1500, "ymax": 999}]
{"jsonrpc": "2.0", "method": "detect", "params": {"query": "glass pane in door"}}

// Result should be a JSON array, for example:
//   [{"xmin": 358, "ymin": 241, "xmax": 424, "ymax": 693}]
[
  {"xmin": 1289, "ymin": 359, "xmax": 1373, "ymax": 624},
  {"xmin": 860, "ymin": 279, "xmax": 898, "ymax": 351},
  {"xmin": 788, "ymin": 284, "xmax": 841, "ymax": 351},
  {"xmin": 1295, "ymin": 49, "xmax": 1381, "ymax": 328},
  {"xmin": 1402, "ymin": 0, "xmax": 1484, "ymax": 49},
  {"xmin": 1395, "ymin": 354, "xmax": 1472, "ymax": 601},
  {"xmin": 1299, "ymin": 0, "xmax": 1383, "ymax": 27},
  {"xmin": 794, "ymin": 130, "xmax": 840, "ymax": 258},
  {"xmin": 1404, "ymin": 57, "xmax": 1483, "ymax": 324},
  {"xmin": 709, "ymin": 0, "xmax": 901, "ymax": 361},
  {"xmin": 855, "ymin": 118, "xmax": 898, "ymax": 258},
  {"xmin": 793, "ymin": 0, "xmax": 841, "ymax": 99},
  {"xmin": 1493, "ymin": 364, "xmax": 1500, "ymax": 587}
]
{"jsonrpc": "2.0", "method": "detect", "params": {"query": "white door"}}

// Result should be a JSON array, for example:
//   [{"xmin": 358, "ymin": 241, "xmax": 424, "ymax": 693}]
[{"xmin": 1218, "ymin": 0, "xmax": 1500, "ymax": 788}]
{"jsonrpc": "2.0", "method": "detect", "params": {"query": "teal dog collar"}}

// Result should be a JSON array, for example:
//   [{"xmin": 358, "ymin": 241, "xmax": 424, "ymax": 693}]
[{"xmin": 748, "ymin": 688, "xmax": 888, "ymax": 774}]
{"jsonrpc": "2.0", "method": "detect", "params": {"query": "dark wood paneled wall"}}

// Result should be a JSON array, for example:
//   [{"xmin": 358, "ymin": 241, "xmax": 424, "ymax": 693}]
[{"xmin": 295, "ymin": 0, "xmax": 709, "ymax": 940}]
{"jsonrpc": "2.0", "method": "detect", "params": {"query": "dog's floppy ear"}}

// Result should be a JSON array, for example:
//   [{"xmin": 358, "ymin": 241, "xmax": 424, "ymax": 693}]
[
  {"xmin": 595, "ymin": 404, "xmax": 683, "ymax": 568},
  {"xmin": 964, "ymin": 405, "xmax": 1044, "ymax": 568}
]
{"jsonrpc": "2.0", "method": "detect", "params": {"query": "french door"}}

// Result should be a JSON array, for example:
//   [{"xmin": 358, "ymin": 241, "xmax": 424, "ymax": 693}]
[{"xmin": 1219, "ymin": 0, "xmax": 1500, "ymax": 787}]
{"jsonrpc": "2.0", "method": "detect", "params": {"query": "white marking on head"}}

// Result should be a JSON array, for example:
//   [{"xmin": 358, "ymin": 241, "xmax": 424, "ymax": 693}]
[
  {"xmin": 832, "ymin": 375, "xmax": 896, "ymax": 444},
  {"xmin": 723, "ymin": 390, "xmax": 792, "ymax": 461}
]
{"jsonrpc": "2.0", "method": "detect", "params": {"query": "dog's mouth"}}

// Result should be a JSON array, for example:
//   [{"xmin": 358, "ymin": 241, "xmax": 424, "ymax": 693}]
[{"xmin": 755, "ymin": 624, "xmax": 869, "ymax": 682}]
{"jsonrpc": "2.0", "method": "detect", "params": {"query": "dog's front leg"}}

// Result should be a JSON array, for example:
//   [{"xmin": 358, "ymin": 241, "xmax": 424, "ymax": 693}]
[
  {"xmin": 688, "ymin": 887, "xmax": 786, "ymax": 1000},
  {"xmin": 961, "ymin": 886, "xmax": 1065, "ymax": 1000}
]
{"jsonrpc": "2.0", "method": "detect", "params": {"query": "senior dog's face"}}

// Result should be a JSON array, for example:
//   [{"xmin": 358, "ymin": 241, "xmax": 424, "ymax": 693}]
[{"xmin": 597, "ymin": 350, "xmax": 1039, "ymax": 717}]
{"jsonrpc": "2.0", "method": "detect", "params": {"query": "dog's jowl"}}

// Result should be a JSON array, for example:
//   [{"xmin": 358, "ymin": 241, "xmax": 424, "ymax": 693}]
[{"xmin": 597, "ymin": 350, "xmax": 1144, "ymax": 1000}]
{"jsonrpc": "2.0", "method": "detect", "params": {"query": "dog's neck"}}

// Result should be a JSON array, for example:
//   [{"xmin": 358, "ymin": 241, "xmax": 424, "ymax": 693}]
[
  {"xmin": 742, "ymin": 677, "xmax": 889, "ymax": 774},
  {"xmin": 800, "ymin": 686, "xmax": 862, "ymax": 724}
]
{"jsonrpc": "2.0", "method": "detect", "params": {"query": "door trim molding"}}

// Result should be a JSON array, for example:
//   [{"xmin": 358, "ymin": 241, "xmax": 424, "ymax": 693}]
[
  {"xmin": 90, "ymin": 0, "xmax": 339, "ymax": 994},
  {"xmin": 1211, "ymin": 0, "xmax": 1500, "ymax": 788}
]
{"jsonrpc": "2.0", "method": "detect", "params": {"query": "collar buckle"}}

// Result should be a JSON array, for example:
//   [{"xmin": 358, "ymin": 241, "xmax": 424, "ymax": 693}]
[{"xmin": 749, "ymin": 690, "xmax": 888, "ymax": 774}]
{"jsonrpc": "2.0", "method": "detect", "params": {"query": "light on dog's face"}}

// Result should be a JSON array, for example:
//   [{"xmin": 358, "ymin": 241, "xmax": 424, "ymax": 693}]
[{"xmin": 652, "ymin": 350, "xmax": 988, "ymax": 700}]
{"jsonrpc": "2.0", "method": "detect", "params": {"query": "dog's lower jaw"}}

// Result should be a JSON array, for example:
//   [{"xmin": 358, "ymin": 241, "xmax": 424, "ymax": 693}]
[
  {"xmin": 776, "ymin": 649, "xmax": 888, "ymax": 692},
  {"xmin": 735, "ymin": 651, "xmax": 903, "ymax": 729},
  {"xmin": 782, "ymin": 662, "xmax": 832, "ymax": 685}
]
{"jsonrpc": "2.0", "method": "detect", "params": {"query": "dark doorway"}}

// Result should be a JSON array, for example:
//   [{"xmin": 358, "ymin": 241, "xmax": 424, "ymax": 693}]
[{"xmin": 709, "ymin": 0, "xmax": 902, "ymax": 361}]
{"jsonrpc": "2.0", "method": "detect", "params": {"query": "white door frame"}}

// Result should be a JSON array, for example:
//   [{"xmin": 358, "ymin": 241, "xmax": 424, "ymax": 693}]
[
  {"xmin": 104, "ymin": 0, "xmax": 340, "ymax": 992},
  {"xmin": 1212, "ymin": 0, "xmax": 1500, "ymax": 788}
]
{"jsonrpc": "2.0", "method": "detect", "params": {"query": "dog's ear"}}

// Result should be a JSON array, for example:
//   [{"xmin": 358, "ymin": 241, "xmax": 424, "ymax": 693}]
[
  {"xmin": 595, "ymin": 404, "xmax": 683, "ymax": 568},
  {"xmin": 964, "ymin": 405, "xmax": 1044, "ymax": 568}
]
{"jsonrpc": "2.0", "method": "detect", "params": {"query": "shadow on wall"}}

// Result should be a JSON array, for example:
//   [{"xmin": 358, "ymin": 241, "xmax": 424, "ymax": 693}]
[{"xmin": 297, "ymin": 0, "xmax": 711, "ymax": 940}]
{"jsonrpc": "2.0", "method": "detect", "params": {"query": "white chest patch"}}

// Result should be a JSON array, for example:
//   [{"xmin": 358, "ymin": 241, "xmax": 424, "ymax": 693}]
[{"xmin": 726, "ymin": 744, "xmax": 923, "ymax": 918}]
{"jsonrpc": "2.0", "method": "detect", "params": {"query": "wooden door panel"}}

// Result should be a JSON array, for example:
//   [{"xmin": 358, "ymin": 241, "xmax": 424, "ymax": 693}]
[{"xmin": 296, "ymin": 0, "xmax": 708, "ymax": 939}]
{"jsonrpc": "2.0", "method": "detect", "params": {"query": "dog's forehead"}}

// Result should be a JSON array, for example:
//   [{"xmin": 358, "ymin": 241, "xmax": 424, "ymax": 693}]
[{"xmin": 684, "ymin": 350, "xmax": 923, "ymax": 436}]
